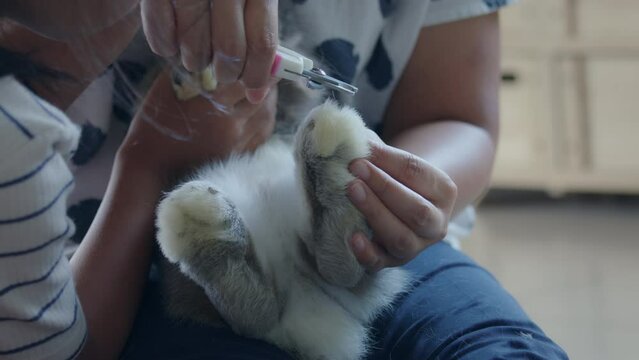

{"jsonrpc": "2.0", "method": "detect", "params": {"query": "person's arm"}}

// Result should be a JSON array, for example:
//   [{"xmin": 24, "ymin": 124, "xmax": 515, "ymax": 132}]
[
  {"xmin": 70, "ymin": 158, "xmax": 162, "ymax": 360},
  {"xmin": 383, "ymin": 12, "xmax": 500, "ymax": 214},
  {"xmin": 0, "ymin": 9, "xmax": 140, "ymax": 110},
  {"xmin": 347, "ymin": 13, "xmax": 500, "ymax": 270},
  {"xmin": 1, "ymin": 0, "xmax": 139, "ymax": 41},
  {"xmin": 71, "ymin": 70, "xmax": 278, "ymax": 359}
]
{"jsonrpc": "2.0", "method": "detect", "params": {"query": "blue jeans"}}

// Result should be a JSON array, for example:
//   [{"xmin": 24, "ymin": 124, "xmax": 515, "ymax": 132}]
[{"xmin": 121, "ymin": 242, "xmax": 568, "ymax": 359}]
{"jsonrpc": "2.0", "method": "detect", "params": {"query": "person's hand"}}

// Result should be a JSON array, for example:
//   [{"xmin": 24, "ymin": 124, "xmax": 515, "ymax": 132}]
[
  {"xmin": 117, "ymin": 69, "xmax": 277, "ymax": 182},
  {"xmin": 346, "ymin": 136, "xmax": 458, "ymax": 272},
  {"xmin": 141, "ymin": 0, "xmax": 278, "ymax": 104}
]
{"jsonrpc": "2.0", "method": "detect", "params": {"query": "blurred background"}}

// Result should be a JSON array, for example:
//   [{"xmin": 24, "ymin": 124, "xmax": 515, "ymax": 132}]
[{"xmin": 465, "ymin": 1, "xmax": 639, "ymax": 359}]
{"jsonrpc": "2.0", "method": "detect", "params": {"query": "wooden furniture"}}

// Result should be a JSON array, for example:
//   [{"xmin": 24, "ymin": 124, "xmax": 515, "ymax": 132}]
[{"xmin": 494, "ymin": 0, "xmax": 639, "ymax": 194}]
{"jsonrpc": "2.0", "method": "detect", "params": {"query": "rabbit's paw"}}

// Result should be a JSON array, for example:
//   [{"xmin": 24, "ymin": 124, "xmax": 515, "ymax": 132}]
[
  {"xmin": 295, "ymin": 101, "xmax": 372, "ymax": 288},
  {"xmin": 156, "ymin": 180, "xmax": 247, "ymax": 264},
  {"xmin": 303, "ymin": 101, "xmax": 369, "ymax": 161}
]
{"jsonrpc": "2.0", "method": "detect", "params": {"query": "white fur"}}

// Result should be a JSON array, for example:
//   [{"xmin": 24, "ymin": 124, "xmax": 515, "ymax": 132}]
[
  {"xmin": 268, "ymin": 281, "xmax": 368, "ymax": 360},
  {"xmin": 156, "ymin": 181, "xmax": 233, "ymax": 263},
  {"xmin": 309, "ymin": 102, "xmax": 369, "ymax": 159},
  {"xmin": 156, "ymin": 104, "xmax": 407, "ymax": 360},
  {"xmin": 192, "ymin": 138, "xmax": 312, "ymax": 277}
]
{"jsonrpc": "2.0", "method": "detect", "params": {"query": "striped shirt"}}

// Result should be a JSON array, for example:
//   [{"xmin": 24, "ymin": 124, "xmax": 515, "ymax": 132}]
[{"xmin": 0, "ymin": 76, "xmax": 87, "ymax": 359}]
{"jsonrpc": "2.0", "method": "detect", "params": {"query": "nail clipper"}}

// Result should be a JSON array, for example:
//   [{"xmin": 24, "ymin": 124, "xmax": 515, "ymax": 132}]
[
  {"xmin": 172, "ymin": 45, "xmax": 358, "ymax": 101},
  {"xmin": 271, "ymin": 45, "xmax": 358, "ymax": 96}
]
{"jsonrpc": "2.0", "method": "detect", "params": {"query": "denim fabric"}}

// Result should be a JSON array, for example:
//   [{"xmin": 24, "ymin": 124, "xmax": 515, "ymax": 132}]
[{"xmin": 122, "ymin": 242, "xmax": 568, "ymax": 360}]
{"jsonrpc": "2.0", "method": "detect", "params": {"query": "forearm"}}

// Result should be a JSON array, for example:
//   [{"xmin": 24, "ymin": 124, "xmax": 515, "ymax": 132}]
[
  {"xmin": 388, "ymin": 120, "xmax": 496, "ymax": 215},
  {"xmin": 378, "ymin": 13, "xmax": 499, "ymax": 216},
  {"xmin": 70, "ymin": 157, "xmax": 162, "ymax": 359},
  {"xmin": 0, "ymin": 8, "xmax": 140, "ymax": 109}
]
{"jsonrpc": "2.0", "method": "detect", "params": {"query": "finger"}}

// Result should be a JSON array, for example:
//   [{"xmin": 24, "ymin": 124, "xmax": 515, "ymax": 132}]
[
  {"xmin": 141, "ymin": 0, "xmax": 178, "ymax": 57},
  {"xmin": 206, "ymin": 76, "xmax": 278, "ymax": 116},
  {"xmin": 241, "ymin": 0, "xmax": 278, "ymax": 102},
  {"xmin": 174, "ymin": 0, "xmax": 212, "ymax": 71},
  {"xmin": 349, "ymin": 159, "xmax": 448, "ymax": 241},
  {"xmin": 369, "ymin": 142, "xmax": 458, "ymax": 208},
  {"xmin": 207, "ymin": 81, "xmax": 248, "ymax": 109},
  {"xmin": 349, "ymin": 233, "xmax": 392, "ymax": 273},
  {"xmin": 347, "ymin": 180, "xmax": 422, "ymax": 260},
  {"xmin": 231, "ymin": 87, "xmax": 273, "ymax": 118},
  {"xmin": 211, "ymin": 0, "xmax": 247, "ymax": 84}
]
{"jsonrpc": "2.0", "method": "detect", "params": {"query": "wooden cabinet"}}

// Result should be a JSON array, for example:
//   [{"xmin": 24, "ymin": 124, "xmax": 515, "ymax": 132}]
[
  {"xmin": 494, "ymin": 0, "xmax": 639, "ymax": 194},
  {"xmin": 501, "ymin": 0, "xmax": 567, "ymax": 43},
  {"xmin": 493, "ymin": 58, "xmax": 553, "ymax": 189},
  {"xmin": 587, "ymin": 59, "xmax": 639, "ymax": 172},
  {"xmin": 576, "ymin": 0, "xmax": 639, "ymax": 44}
]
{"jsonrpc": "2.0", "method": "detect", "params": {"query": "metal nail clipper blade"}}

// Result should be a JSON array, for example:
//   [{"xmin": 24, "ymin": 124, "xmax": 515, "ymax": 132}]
[{"xmin": 271, "ymin": 45, "xmax": 358, "ymax": 96}]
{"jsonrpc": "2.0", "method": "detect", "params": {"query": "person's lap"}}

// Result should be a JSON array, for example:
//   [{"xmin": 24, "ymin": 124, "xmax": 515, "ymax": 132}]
[{"xmin": 121, "ymin": 242, "xmax": 567, "ymax": 359}]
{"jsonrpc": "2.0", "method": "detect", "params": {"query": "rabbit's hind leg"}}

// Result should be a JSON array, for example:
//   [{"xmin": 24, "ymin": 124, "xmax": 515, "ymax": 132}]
[
  {"xmin": 156, "ymin": 180, "xmax": 280, "ymax": 337},
  {"xmin": 295, "ymin": 101, "xmax": 371, "ymax": 289}
]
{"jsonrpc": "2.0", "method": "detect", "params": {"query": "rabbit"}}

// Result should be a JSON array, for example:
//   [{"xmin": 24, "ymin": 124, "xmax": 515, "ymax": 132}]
[{"xmin": 155, "ymin": 37, "xmax": 407, "ymax": 360}]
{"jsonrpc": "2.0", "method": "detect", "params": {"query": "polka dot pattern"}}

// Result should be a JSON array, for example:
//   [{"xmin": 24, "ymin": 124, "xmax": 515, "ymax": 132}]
[
  {"xmin": 365, "ymin": 36, "xmax": 393, "ymax": 90},
  {"xmin": 484, "ymin": 0, "xmax": 509, "ymax": 10},
  {"xmin": 314, "ymin": 39, "xmax": 360, "ymax": 84},
  {"xmin": 67, "ymin": 198, "xmax": 102, "ymax": 242},
  {"xmin": 379, "ymin": 0, "xmax": 396, "ymax": 17},
  {"xmin": 71, "ymin": 122, "xmax": 106, "ymax": 166}
]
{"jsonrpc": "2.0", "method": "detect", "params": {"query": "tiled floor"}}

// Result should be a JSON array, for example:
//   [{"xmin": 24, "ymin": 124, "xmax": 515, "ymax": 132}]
[{"xmin": 463, "ymin": 193, "xmax": 639, "ymax": 360}]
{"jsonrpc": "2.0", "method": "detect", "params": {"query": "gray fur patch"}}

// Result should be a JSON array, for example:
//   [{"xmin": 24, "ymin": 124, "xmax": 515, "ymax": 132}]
[{"xmin": 294, "ymin": 116, "xmax": 368, "ymax": 288}]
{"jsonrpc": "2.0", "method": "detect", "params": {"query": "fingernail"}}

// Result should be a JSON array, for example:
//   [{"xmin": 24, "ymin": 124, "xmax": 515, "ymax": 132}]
[
  {"xmin": 349, "ymin": 182, "xmax": 366, "ymax": 203},
  {"xmin": 349, "ymin": 160, "xmax": 370, "ymax": 180},
  {"xmin": 246, "ymin": 87, "xmax": 269, "ymax": 104},
  {"xmin": 350, "ymin": 234, "xmax": 366, "ymax": 253}
]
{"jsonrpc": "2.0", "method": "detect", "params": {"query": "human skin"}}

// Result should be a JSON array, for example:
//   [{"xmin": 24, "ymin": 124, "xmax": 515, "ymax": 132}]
[
  {"xmin": 141, "ymin": 0, "xmax": 279, "ymax": 104},
  {"xmin": 0, "ymin": 8, "xmax": 141, "ymax": 110},
  {"xmin": 1, "ymin": 2, "xmax": 277, "ymax": 357},
  {"xmin": 72, "ymin": 71, "xmax": 277, "ymax": 359},
  {"xmin": 1, "ymin": 0, "xmax": 140, "ymax": 40},
  {"xmin": 347, "ymin": 13, "xmax": 500, "ymax": 271}
]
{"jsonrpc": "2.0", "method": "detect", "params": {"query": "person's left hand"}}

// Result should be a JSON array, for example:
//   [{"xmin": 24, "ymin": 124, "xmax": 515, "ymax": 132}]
[{"xmin": 346, "ymin": 137, "xmax": 458, "ymax": 272}]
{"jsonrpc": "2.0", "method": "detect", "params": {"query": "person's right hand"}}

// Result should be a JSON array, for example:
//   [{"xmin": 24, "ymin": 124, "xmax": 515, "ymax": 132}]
[
  {"xmin": 141, "ymin": 0, "xmax": 278, "ymax": 104},
  {"xmin": 117, "ymin": 69, "xmax": 278, "ymax": 182}
]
